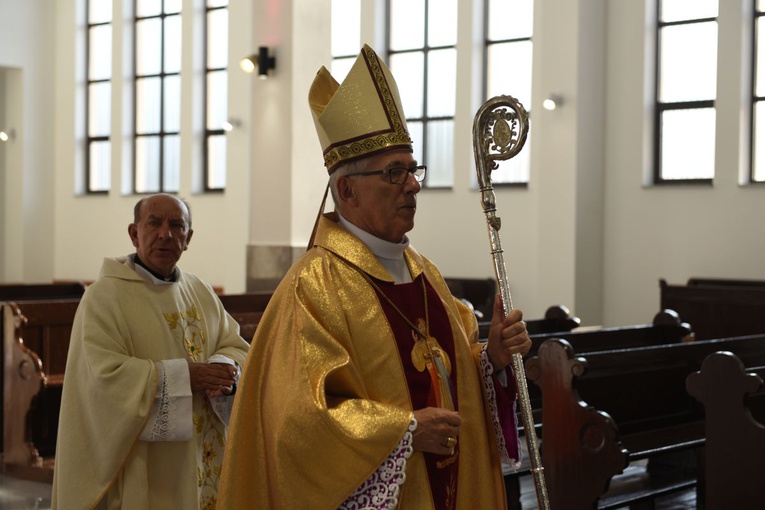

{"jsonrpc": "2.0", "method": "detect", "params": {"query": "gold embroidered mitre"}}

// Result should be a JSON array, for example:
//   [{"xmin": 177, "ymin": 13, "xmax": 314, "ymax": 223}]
[{"xmin": 309, "ymin": 44, "xmax": 413, "ymax": 174}]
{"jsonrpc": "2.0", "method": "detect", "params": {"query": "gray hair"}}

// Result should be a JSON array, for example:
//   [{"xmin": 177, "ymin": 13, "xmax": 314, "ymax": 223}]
[{"xmin": 329, "ymin": 159, "xmax": 367, "ymax": 213}]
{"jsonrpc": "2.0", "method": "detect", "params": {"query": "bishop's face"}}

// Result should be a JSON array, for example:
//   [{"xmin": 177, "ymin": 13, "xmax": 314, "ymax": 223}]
[{"xmin": 341, "ymin": 150, "xmax": 422, "ymax": 243}]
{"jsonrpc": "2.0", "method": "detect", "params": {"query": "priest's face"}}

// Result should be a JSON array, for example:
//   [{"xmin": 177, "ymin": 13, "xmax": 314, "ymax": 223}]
[
  {"xmin": 340, "ymin": 150, "xmax": 421, "ymax": 243},
  {"xmin": 128, "ymin": 194, "xmax": 194, "ymax": 277}
]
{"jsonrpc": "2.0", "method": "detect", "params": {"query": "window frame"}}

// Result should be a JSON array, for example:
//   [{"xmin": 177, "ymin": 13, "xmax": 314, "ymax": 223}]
[
  {"xmin": 203, "ymin": 0, "xmax": 228, "ymax": 193},
  {"xmin": 85, "ymin": 0, "xmax": 112, "ymax": 195},
  {"xmin": 653, "ymin": 3, "xmax": 717, "ymax": 185},
  {"xmin": 132, "ymin": 2, "xmax": 182, "ymax": 194}
]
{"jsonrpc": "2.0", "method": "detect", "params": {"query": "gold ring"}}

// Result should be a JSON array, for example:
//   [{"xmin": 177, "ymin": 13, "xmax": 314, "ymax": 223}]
[{"xmin": 444, "ymin": 436, "xmax": 456, "ymax": 449}]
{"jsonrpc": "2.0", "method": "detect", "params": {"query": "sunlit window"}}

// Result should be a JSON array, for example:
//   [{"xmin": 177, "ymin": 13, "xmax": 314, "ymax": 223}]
[
  {"xmin": 86, "ymin": 0, "xmax": 112, "ymax": 193},
  {"xmin": 330, "ymin": 0, "xmax": 360, "ymax": 83},
  {"xmin": 134, "ymin": 0, "xmax": 182, "ymax": 193},
  {"xmin": 205, "ymin": 0, "xmax": 229, "ymax": 191},
  {"xmin": 655, "ymin": 0, "xmax": 718, "ymax": 183},
  {"xmin": 485, "ymin": 0, "xmax": 533, "ymax": 185},
  {"xmin": 388, "ymin": 0, "xmax": 457, "ymax": 188},
  {"xmin": 752, "ymin": 1, "xmax": 765, "ymax": 182}
]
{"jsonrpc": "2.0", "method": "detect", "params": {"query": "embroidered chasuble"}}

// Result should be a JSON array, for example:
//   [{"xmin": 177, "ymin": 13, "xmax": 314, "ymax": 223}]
[
  {"xmin": 52, "ymin": 256, "xmax": 249, "ymax": 510},
  {"xmin": 218, "ymin": 213, "xmax": 520, "ymax": 510}
]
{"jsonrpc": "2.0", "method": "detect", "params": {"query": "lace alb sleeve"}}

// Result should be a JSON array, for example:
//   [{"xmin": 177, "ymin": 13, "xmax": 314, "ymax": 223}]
[
  {"xmin": 480, "ymin": 344, "xmax": 521, "ymax": 467},
  {"xmin": 140, "ymin": 358, "xmax": 193, "ymax": 442},
  {"xmin": 339, "ymin": 417, "xmax": 416, "ymax": 510}
]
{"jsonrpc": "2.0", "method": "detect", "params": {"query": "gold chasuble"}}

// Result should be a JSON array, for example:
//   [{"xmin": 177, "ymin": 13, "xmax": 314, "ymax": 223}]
[{"xmin": 217, "ymin": 214, "xmax": 512, "ymax": 509}]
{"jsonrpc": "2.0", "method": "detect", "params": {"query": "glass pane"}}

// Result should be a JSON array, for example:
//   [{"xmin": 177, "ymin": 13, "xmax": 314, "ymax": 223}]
[
  {"xmin": 136, "ymin": 77, "xmax": 161, "ymax": 134},
  {"xmin": 753, "ymin": 102, "xmax": 765, "ymax": 182},
  {"xmin": 207, "ymin": 71, "xmax": 228, "ymax": 130},
  {"xmin": 390, "ymin": 0, "xmax": 425, "ymax": 51},
  {"xmin": 408, "ymin": 121, "xmax": 424, "ymax": 166},
  {"xmin": 164, "ymin": 75, "xmax": 181, "ymax": 132},
  {"xmin": 331, "ymin": 0, "xmax": 360, "ymax": 56},
  {"xmin": 492, "ymin": 131, "xmax": 531, "ymax": 184},
  {"xmin": 207, "ymin": 8, "xmax": 228, "ymax": 69},
  {"xmin": 207, "ymin": 0, "xmax": 228, "ymax": 7},
  {"xmin": 89, "ymin": 0, "xmax": 112, "ymax": 24},
  {"xmin": 164, "ymin": 14, "xmax": 182, "ymax": 74},
  {"xmin": 89, "ymin": 82, "xmax": 112, "ymax": 137},
  {"xmin": 488, "ymin": 0, "xmax": 533, "ymax": 41},
  {"xmin": 136, "ymin": 18, "xmax": 162, "ymax": 76},
  {"xmin": 165, "ymin": 0, "xmax": 182, "ymax": 15},
  {"xmin": 660, "ymin": 108, "xmax": 716, "ymax": 180},
  {"xmin": 330, "ymin": 57, "xmax": 355, "ymax": 83},
  {"xmin": 89, "ymin": 25, "xmax": 112, "ymax": 80},
  {"xmin": 135, "ymin": 136, "xmax": 161, "ymax": 193},
  {"xmin": 427, "ymin": 49, "xmax": 456, "ymax": 117},
  {"xmin": 659, "ymin": 22, "xmax": 717, "ymax": 102},
  {"xmin": 207, "ymin": 135, "xmax": 227, "ymax": 189},
  {"xmin": 390, "ymin": 52, "xmax": 425, "ymax": 118},
  {"xmin": 661, "ymin": 0, "xmax": 718, "ymax": 23},
  {"xmin": 425, "ymin": 120, "xmax": 454, "ymax": 187},
  {"xmin": 89, "ymin": 141, "xmax": 111, "ymax": 191},
  {"xmin": 757, "ymin": 18, "xmax": 765, "ymax": 97},
  {"xmin": 137, "ymin": 0, "xmax": 161, "ymax": 17},
  {"xmin": 487, "ymin": 42, "xmax": 533, "ymax": 108},
  {"xmin": 163, "ymin": 135, "xmax": 180, "ymax": 192},
  {"xmin": 428, "ymin": 0, "xmax": 457, "ymax": 47},
  {"xmin": 760, "ymin": 0, "xmax": 765, "ymax": 13}
]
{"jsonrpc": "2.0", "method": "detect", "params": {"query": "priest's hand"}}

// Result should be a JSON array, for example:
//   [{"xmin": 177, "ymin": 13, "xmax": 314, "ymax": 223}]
[
  {"xmin": 486, "ymin": 294, "xmax": 532, "ymax": 372},
  {"xmin": 188, "ymin": 361, "xmax": 237, "ymax": 397},
  {"xmin": 412, "ymin": 407, "xmax": 462, "ymax": 455}
]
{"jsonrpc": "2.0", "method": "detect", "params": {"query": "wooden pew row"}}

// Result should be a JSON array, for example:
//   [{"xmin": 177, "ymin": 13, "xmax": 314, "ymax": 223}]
[
  {"xmin": 2, "ymin": 299, "xmax": 79, "ymax": 483},
  {"xmin": 501, "ymin": 309, "xmax": 693, "ymax": 510},
  {"xmin": 660, "ymin": 277, "xmax": 765, "ymax": 340},
  {"xmin": 0, "ymin": 282, "xmax": 87, "ymax": 470},
  {"xmin": 525, "ymin": 333, "xmax": 765, "ymax": 510},
  {"xmin": 686, "ymin": 352, "xmax": 765, "ymax": 510}
]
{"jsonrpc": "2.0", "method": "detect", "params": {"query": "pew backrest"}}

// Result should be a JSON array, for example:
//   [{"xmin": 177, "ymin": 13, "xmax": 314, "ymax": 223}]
[
  {"xmin": 526, "ymin": 334, "xmax": 765, "ymax": 509},
  {"xmin": 660, "ymin": 278, "xmax": 765, "ymax": 340},
  {"xmin": 218, "ymin": 291, "xmax": 273, "ymax": 342},
  {"xmin": 0, "ymin": 282, "xmax": 86, "ymax": 302},
  {"xmin": 686, "ymin": 352, "xmax": 765, "ymax": 510}
]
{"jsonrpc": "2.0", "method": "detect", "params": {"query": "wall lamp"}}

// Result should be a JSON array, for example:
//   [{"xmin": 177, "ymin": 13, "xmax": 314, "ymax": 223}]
[
  {"xmin": 542, "ymin": 94, "xmax": 564, "ymax": 111},
  {"xmin": 240, "ymin": 46, "xmax": 276, "ymax": 79},
  {"xmin": 0, "ymin": 128, "xmax": 15, "ymax": 142}
]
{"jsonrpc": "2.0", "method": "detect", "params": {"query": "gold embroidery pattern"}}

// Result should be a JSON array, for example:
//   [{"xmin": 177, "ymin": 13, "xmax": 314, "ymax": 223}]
[
  {"xmin": 163, "ymin": 305, "xmax": 206, "ymax": 361},
  {"xmin": 195, "ymin": 399, "xmax": 226, "ymax": 510}
]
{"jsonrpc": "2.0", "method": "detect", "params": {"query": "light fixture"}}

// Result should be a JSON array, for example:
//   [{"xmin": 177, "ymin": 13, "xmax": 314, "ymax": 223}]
[
  {"xmin": 222, "ymin": 119, "xmax": 241, "ymax": 132},
  {"xmin": 239, "ymin": 46, "xmax": 276, "ymax": 79},
  {"xmin": 542, "ymin": 95, "xmax": 564, "ymax": 111},
  {"xmin": 0, "ymin": 128, "xmax": 15, "ymax": 142}
]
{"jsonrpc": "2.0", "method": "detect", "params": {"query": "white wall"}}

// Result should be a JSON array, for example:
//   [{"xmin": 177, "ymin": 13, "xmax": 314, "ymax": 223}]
[{"xmin": 2, "ymin": 0, "xmax": 765, "ymax": 327}]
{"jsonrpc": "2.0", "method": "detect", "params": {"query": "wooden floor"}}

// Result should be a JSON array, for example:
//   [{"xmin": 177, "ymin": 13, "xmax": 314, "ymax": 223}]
[{"xmin": 518, "ymin": 462, "xmax": 697, "ymax": 509}]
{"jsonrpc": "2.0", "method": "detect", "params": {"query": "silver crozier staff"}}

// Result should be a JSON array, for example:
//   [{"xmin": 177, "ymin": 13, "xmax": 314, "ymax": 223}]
[{"xmin": 472, "ymin": 95, "xmax": 551, "ymax": 510}]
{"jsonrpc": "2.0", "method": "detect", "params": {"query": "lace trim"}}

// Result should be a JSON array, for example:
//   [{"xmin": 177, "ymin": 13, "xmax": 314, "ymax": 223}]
[
  {"xmin": 145, "ymin": 363, "xmax": 179, "ymax": 441},
  {"xmin": 339, "ymin": 417, "xmax": 416, "ymax": 510},
  {"xmin": 480, "ymin": 345, "xmax": 513, "ymax": 465}
]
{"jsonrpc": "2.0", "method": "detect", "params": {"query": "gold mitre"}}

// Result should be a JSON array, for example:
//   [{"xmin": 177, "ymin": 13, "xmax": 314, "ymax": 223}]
[{"xmin": 309, "ymin": 44, "xmax": 413, "ymax": 174}]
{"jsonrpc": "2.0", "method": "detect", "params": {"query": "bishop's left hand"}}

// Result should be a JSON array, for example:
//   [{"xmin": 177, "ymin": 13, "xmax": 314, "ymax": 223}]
[{"xmin": 486, "ymin": 294, "xmax": 532, "ymax": 372}]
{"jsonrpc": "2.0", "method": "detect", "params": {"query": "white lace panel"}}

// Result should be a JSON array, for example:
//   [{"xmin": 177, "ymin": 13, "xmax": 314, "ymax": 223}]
[
  {"xmin": 140, "ymin": 359, "xmax": 193, "ymax": 442},
  {"xmin": 339, "ymin": 417, "xmax": 416, "ymax": 510},
  {"xmin": 480, "ymin": 344, "xmax": 520, "ymax": 466}
]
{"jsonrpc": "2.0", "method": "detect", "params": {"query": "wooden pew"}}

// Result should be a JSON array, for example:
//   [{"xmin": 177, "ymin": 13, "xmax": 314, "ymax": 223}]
[
  {"xmin": 686, "ymin": 351, "xmax": 765, "ymax": 510},
  {"xmin": 444, "ymin": 277, "xmax": 496, "ymax": 319},
  {"xmin": 2, "ymin": 299, "xmax": 78, "ymax": 483},
  {"xmin": 477, "ymin": 304, "xmax": 580, "ymax": 339},
  {"xmin": 0, "ymin": 282, "xmax": 86, "ymax": 302},
  {"xmin": 218, "ymin": 291, "xmax": 273, "ymax": 342},
  {"xmin": 525, "ymin": 334, "xmax": 765, "ymax": 510},
  {"xmin": 660, "ymin": 278, "xmax": 765, "ymax": 340},
  {"xmin": 502, "ymin": 309, "xmax": 691, "ymax": 510}
]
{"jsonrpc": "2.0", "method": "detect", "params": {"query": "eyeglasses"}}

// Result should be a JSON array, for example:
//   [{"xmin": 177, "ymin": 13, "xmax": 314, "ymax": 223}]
[{"xmin": 347, "ymin": 165, "xmax": 427, "ymax": 185}]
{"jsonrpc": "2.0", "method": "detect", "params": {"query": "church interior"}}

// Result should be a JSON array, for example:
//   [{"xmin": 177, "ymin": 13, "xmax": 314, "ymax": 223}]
[{"xmin": 2, "ymin": 0, "xmax": 765, "ymax": 508}]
